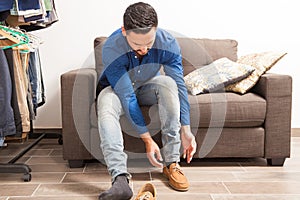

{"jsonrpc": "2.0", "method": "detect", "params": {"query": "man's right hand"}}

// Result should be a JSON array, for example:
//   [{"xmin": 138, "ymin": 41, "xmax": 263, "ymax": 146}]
[{"xmin": 140, "ymin": 132, "xmax": 163, "ymax": 168}]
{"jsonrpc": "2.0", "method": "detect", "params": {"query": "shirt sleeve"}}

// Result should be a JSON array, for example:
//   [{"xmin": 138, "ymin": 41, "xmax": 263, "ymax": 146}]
[
  {"xmin": 102, "ymin": 52, "xmax": 149, "ymax": 135},
  {"xmin": 162, "ymin": 42, "xmax": 191, "ymax": 126}
]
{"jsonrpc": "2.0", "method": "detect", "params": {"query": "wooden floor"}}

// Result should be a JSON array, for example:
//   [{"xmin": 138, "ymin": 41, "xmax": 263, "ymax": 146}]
[{"xmin": 0, "ymin": 129, "xmax": 300, "ymax": 200}]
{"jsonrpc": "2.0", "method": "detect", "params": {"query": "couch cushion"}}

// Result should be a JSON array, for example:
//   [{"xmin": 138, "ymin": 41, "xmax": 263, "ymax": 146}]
[
  {"xmin": 90, "ymin": 91, "xmax": 266, "ymax": 160},
  {"xmin": 91, "ymin": 92, "xmax": 266, "ymax": 129},
  {"xmin": 184, "ymin": 57, "xmax": 255, "ymax": 95},
  {"xmin": 189, "ymin": 92, "xmax": 266, "ymax": 128},
  {"xmin": 226, "ymin": 51, "xmax": 287, "ymax": 94},
  {"xmin": 196, "ymin": 127, "xmax": 265, "ymax": 158}
]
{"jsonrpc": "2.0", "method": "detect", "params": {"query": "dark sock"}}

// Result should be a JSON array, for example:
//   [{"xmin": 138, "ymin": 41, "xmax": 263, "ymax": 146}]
[
  {"xmin": 98, "ymin": 174, "xmax": 133, "ymax": 200},
  {"xmin": 166, "ymin": 161, "xmax": 177, "ymax": 169}
]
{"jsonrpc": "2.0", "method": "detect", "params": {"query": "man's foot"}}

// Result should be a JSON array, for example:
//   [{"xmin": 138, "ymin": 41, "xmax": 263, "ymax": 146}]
[
  {"xmin": 163, "ymin": 163, "xmax": 189, "ymax": 191},
  {"xmin": 99, "ymin": 174, "xmax": 133, "ymax": 200},
  {"xmin": 135, "ymin": 182, "xmax": 156, "ymax": 200}
]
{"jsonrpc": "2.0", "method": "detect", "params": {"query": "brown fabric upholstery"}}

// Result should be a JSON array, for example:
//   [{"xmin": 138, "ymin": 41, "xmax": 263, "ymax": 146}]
[
  {"xmin": 176, "ymin": 38, "xmax": 238, "ymax": 75},
  {"xmin": 189, "ymin": 92, "xmax": 266, "ymax": 128},
  {"xmin": 252, "ymin": 74, "xmax": 292, "ymax": 159},
  {"xmin": 196, "ymin": 127, "xmax": 265, "ymax": 158},
  {"xmin": 94, "ymin": 37, "xmax": 107, "ymax": 77},
  {"xmin": 61, "ymin": 69, "xmax": 95, "ymax": 160}
]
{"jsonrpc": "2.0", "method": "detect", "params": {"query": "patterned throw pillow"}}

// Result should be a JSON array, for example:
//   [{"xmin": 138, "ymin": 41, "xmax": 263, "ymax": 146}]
[
  {"xmin": 225, "ymin": 52, "xmax": 287, "ymax": 94},
  {"xmin": 184, "ymin": 57, "xmax": 255, "ymax": 95}
]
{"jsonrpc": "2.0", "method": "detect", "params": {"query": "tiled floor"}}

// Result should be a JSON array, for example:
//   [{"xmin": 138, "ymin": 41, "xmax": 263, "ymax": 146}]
[{"xmin": 0, "ymin": 129, "xmax": 300, "ymax": 200}]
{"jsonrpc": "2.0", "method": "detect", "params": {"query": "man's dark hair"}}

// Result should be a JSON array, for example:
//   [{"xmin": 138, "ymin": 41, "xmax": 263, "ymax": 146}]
[{"xmin": 123, "ymin": 2, "xmax": 158, "ymax": 34}]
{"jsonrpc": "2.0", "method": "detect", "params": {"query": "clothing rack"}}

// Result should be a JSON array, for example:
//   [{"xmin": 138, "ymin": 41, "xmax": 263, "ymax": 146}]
[
  {"xmin": 0, "ymin": 123, "xmax": 62, "ymax": 182},
  {"xmin": 0, "ymin": 0, "xmax": 60, "ymax": 182},
  {"xmin": 0, "ymin": 25, "xmax": 62, "ymax": 182}
]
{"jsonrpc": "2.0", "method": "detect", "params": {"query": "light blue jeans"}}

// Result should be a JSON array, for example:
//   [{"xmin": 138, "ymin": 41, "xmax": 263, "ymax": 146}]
[{"xmin": 97, "ymin": 76, "xmax": 181, "ymax": 181}]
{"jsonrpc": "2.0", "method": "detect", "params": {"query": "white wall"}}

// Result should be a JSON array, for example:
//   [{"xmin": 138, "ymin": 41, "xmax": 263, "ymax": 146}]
[{"xmin": 33, "ymin": 0, "xmax": 300, "ymax": 128}]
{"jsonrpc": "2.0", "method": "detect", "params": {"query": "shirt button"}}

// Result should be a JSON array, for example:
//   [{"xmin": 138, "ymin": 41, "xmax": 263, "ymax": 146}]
[
  {"xmin": 132, "ymin": 82, "xmax": 135, "ymax": 86},
  {"xmin": 137, "ymin": 70, "xmax": 141, "ymax": 73},
  {"xmin": 134, "ymin": 56, "xmax": 137, "ymax": 59}
]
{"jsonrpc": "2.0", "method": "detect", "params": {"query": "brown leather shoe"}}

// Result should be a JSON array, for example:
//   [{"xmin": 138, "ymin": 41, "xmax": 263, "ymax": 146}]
[
  {"xmin": 135, "ymin": 182, "xmax": 156, "ymax": 200},
  {"xmin": 163, "ymin": 163, "xmax": 189, "ymax": 191}
]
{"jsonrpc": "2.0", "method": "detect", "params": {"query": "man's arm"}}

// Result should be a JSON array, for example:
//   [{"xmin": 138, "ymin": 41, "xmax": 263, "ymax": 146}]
[
  {"xmin": 162, "ymin": 49, "xmax": 190, "ymax": 126},
  {"xmin": 102, "ymin": 52, "xmax": 149, "ymax": 134},
  {"xmin": 162, "ymin": 41, "xmax": 197, "ymax": 163}
]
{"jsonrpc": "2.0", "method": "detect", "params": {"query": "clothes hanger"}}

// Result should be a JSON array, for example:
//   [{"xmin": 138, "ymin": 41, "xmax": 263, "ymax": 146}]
[
  {"xmin": 26, "ymin": 31, "xmax": 43, "ymax": 49},
  {"xmin": 0, "ymin": 25, "xmax": 30, "ymax": 52}
]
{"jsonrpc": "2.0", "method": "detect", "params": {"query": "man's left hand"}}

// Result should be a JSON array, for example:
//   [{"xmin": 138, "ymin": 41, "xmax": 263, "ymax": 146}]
[{"xmin": 180, "ymin": 125, "xmax": 197, "ymax": 163}]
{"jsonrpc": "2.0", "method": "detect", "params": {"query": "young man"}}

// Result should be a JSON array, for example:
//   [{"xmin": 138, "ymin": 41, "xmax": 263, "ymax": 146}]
[{"xmin": 96, "ymin": 2, "xmax": 197, "ymax": 200}]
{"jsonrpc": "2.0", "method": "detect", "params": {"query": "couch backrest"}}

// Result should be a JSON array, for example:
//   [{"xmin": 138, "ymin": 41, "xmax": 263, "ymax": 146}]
[
  {"xmin": 94, "ymin": 37, "xmax": 238, "ymax": 77},
  {"xmin": 176, "ymin": 38, "xmax": 238, "ymax": 75},
  {"xmin": 94, "ymin": 37, "xmax": 107, "ymax": 77}
]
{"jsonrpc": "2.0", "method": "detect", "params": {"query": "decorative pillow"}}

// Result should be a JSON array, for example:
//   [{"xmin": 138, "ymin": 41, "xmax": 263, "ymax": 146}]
[
  {"xmin": 225, "ymin": 51, "xmax": 287, "ymax": 94},
  {"xmin": 184, "ymin": 57, "xmax": 255, "ymax": 95}
]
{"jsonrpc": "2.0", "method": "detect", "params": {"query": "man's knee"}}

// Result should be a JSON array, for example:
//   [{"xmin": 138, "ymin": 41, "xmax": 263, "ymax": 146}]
[
  {"xmin": 149, "ymin": 76, "xmax": 180, "ymax": 109},
  {"xmin": 153, "ymin": 76, "xmax": 178, "ymax": 92},
  {"xmin": 97, "ymin": 87, "xmax": 122, "ymax": 114}
]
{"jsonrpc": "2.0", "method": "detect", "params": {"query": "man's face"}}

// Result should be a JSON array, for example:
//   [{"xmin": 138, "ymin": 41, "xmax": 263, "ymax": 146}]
[{"xmin": 123, "ymin": 27, "xmax": 156, "ymax": 56}]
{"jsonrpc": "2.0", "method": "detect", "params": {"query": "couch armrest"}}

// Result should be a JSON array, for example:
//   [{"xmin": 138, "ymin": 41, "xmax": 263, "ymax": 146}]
[
  {"xmin": 252, "ymin": 73, "xmax": 292, "ymax": 159},
  {"xmin": 60, "ymin": 68, "xmax": 97, "ymax": 161}
]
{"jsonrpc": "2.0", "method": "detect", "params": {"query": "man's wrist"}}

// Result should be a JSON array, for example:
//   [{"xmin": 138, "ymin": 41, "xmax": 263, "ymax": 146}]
[
  {"xmin": 140, "ymin": 132, "xmax": 153, "ymax": 144},
  {"xmin": 180, "ymin": 125, "xmax": 191, "ymax": 134}
]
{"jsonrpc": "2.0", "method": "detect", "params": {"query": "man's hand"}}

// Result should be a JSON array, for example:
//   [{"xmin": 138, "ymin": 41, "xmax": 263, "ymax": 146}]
[
  {"xmin": 181, "ymin": 125, "xmax": 197, "ymax": 163},
  {"xmin": 140, "ymin": 132, "xmax": 163, "ymax": 168}
]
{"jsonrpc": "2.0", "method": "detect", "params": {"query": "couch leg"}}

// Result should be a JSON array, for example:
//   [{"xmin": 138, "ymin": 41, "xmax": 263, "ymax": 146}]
[
  {"xmin": 267, "ymin": 158, "xmax": 286, "ymax": 166},
  {"xmin": 68, "ymin": 160, "xmax": 85, "ymax": 168}
]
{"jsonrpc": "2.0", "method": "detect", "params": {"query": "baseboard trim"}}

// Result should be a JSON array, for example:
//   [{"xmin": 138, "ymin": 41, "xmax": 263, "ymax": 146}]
[
  {"xmin": 292, "ymin": 128, "xmax": 300, "ymax": 137},
  {"xmin": 32, "ymin": 128, "xmax": 62, "ymax": 134},
  {"xmin": 30, "ymin": 128, "xmax": 62, "ymax": 139}
]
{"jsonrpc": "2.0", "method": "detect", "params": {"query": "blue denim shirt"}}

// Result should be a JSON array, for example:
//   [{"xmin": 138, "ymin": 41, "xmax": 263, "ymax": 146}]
[{"xmin": 98, "ymin": 28, "xmax": 190, "ymax": 134}]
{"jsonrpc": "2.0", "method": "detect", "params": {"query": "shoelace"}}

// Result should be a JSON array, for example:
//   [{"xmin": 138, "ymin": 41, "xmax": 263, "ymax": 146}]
[
  {"xmin": 138, "ymin": 192, "xmax": 152, "ymax": 200},
  {"xmin": 171, "ymin": 164, "xmax": 184, "ymax": 175}
]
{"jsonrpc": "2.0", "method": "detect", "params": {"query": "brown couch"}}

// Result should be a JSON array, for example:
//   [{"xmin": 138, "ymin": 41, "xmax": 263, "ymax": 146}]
[{"xmin": 60, "ymin": 37, "xmax": 292, "ymax": 168}]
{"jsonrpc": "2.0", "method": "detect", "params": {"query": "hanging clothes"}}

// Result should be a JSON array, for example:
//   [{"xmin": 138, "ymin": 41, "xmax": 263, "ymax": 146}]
[
  {"xmin": 4, "ymin": 48, "xmax": 23, "ymax": 136},
  {"xmin": 28, "ymin": 48, "xmax": 45, "ymax": 113},
  {"xmin": 20, "ymin": 50, "xmax": 36, "ymax": 121},
  {"xmin": 0, "ymin": 25, "xmax": 46, "ymax": 136},
  {"xmin": 12, "ymin": 49, "xmax": 31, "ymax": 132},
  {"xmin": 0, "ymin": 48, "xmax": 16, "ymax": 137}
]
